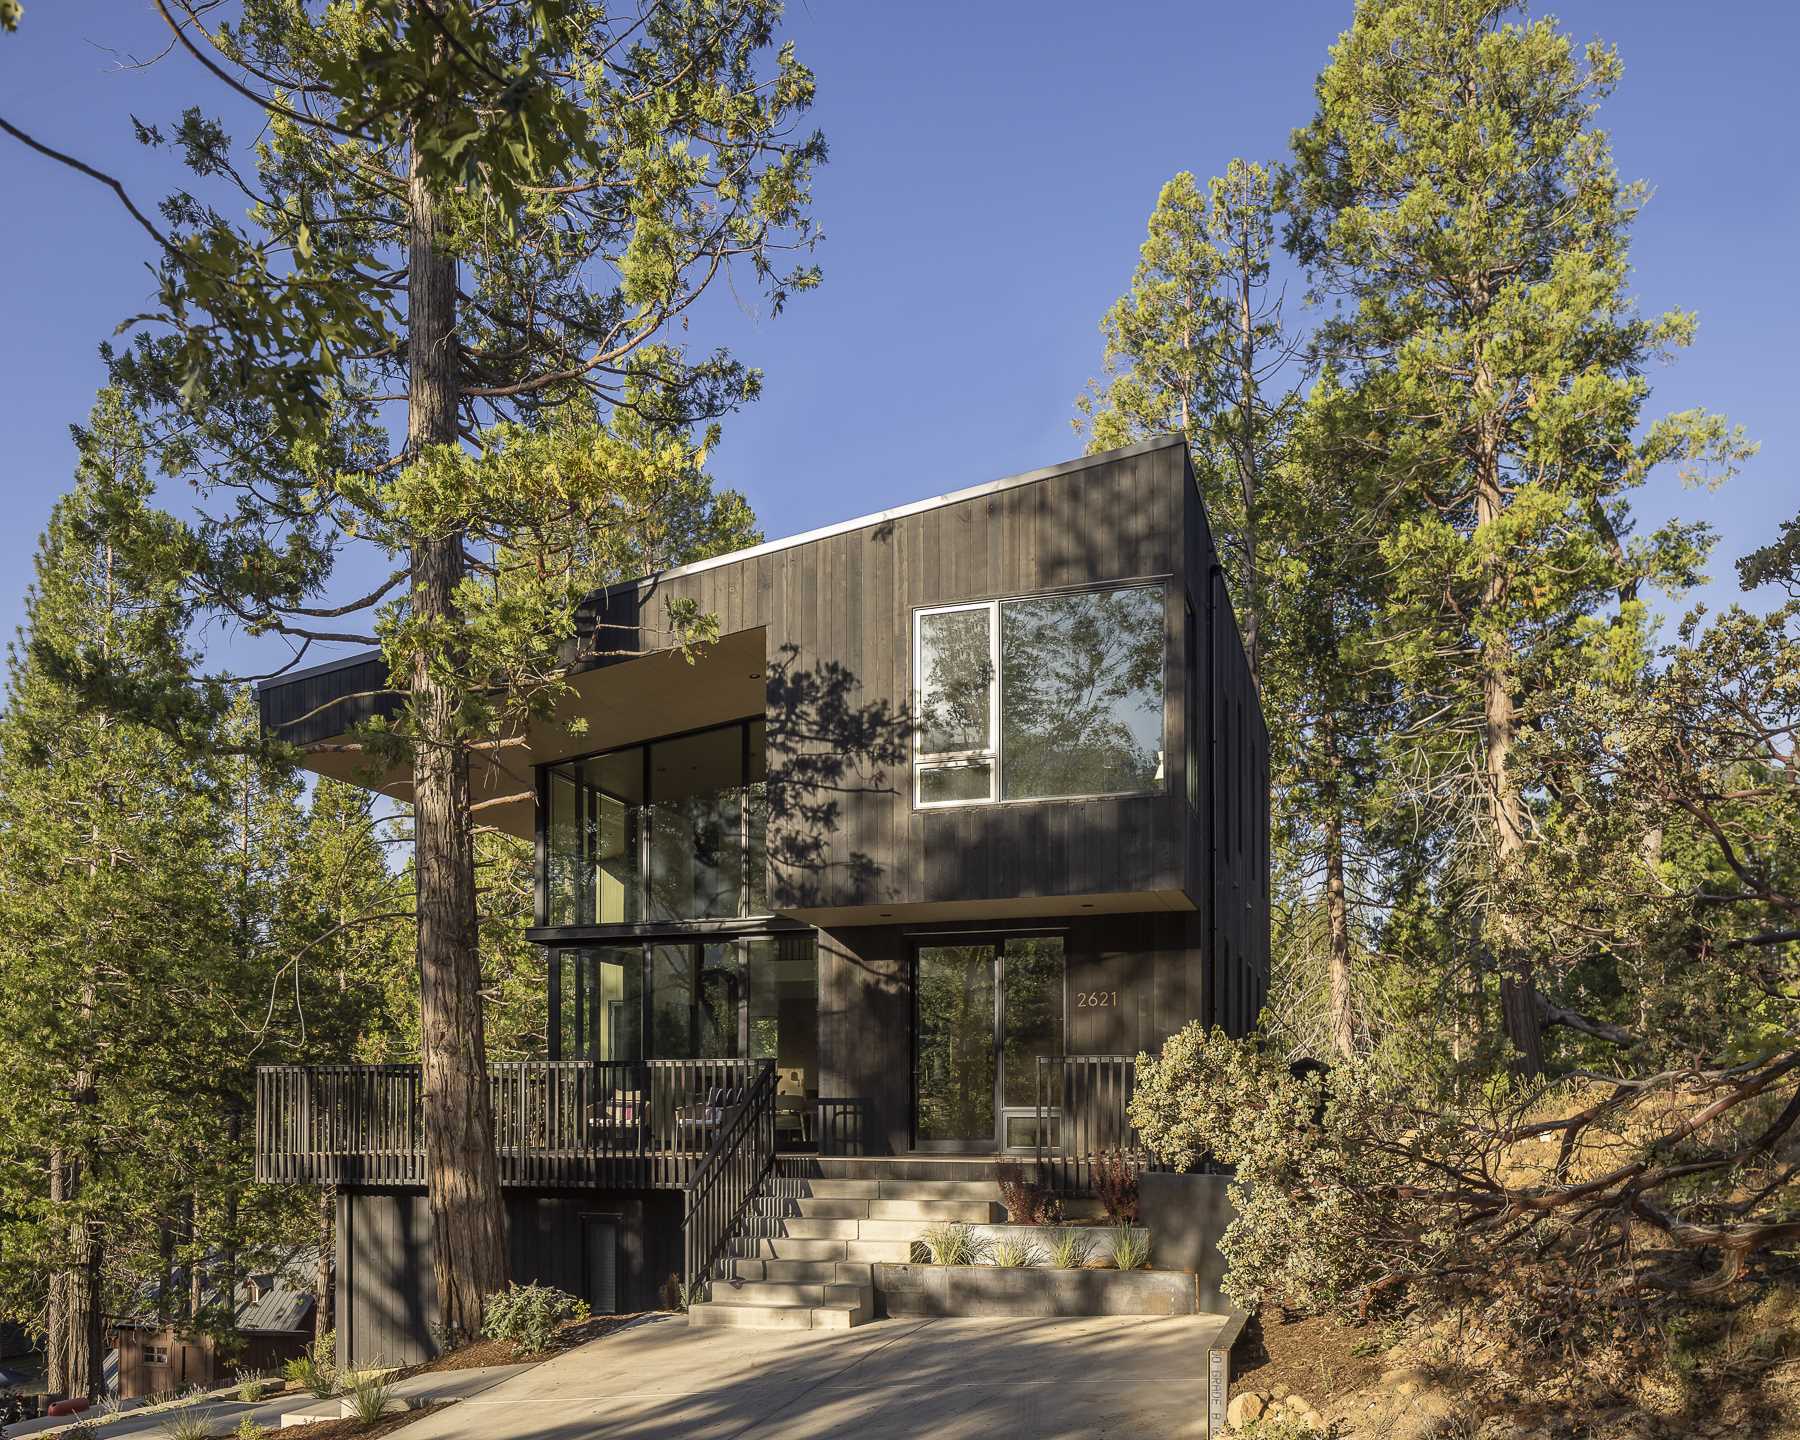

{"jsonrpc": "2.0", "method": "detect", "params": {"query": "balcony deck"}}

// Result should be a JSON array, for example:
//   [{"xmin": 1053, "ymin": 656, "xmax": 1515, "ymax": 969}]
[
  {"xmin": 255, "ymin": 1059, "xmax": 772, "ymax": 1189},
  {"xmin": 255, "ymin": 1055, "xmax": 1159, "ymax": 1192}
]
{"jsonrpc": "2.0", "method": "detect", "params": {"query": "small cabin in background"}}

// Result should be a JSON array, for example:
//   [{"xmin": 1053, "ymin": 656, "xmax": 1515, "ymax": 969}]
[{"xmin": 109, "ymin": 1271, "xmax": 313, "ymax": 1399}]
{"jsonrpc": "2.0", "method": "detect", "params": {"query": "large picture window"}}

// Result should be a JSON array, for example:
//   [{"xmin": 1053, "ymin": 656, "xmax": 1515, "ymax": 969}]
[
  {"xmin": 544, "ymin": 717, "xmax": 767, "ymax": 926},
  {"xmin": 914, "ymin": 584, "xmax": 1165, "ymax": 806}
]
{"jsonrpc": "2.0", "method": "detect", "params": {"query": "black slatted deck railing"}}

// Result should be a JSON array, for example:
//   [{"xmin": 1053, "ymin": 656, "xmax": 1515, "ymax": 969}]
[
  {"xmin": 1033, "ymin": 1054, "xmax": 1155, "ymax": 1193},
  {"xmin": 255, "ymin": 1058, "xmax": 768, "ymax": 1189}
]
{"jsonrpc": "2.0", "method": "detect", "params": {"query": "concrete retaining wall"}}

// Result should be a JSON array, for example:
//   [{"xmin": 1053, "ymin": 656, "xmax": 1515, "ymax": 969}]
[
  {"xmin": 873, "ymin": 1263, "xmax": 1198, "ymax": 1317},
  {"xmin": 1137, "ymin": 1172, "xmax": 1236, "ymax": 1313}
]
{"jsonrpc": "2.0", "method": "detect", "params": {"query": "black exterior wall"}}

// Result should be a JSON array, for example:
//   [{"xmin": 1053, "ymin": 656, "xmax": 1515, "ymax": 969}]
[
  {"xmin": 259, "ymin": 437, "xmax": 1261, "ymax": 924},
  {"xmin": 336, "ymin": 1188, "xmax": 679, "ymax": 1367},
  {"xmin": 816, "ymin": 911, "xmax": 1216, "ymax": 1157}
]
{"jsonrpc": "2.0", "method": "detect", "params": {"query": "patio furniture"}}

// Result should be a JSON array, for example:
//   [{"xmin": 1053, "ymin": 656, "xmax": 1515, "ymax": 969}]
[{"xmin": 676, "ymin": 1085, "xmax": 747, "ymax": 1146}]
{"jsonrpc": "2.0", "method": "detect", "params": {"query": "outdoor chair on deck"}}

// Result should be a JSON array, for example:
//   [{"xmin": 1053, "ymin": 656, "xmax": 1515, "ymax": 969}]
[
  {"xmin": 588, "ymin": 1087, "xmax": 643, "ymax": 1147},
  {"xmin": 676, "ymin": 1084, "xmax": 747, "ymax": 1148}
]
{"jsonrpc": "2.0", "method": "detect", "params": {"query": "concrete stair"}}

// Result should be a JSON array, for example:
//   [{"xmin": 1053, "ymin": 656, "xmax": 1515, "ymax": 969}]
[{"xmin": 686, "ymin": 1176, "xmax": 1005, "ymax": 1331}]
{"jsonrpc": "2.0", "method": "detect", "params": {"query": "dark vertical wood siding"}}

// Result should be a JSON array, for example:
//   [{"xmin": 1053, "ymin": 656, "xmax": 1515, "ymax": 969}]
[
  {"xmin": 261, "ymin": 438, "xmax": 1222, "ymax": 918},
  {"xmin": 337, "ymin": 1188, "xmax": 681, "ymax": 1368}
]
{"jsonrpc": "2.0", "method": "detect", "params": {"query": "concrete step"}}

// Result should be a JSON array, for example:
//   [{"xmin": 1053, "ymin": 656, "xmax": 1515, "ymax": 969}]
[
  {"xmin": 751, "ymin": 1236, "xmax": 850, "ymax": 1261},
  {"xmin": 792, "ymin": 1178, "xmax": 881, "ymax": 1199},
  {"xmin": 843, "ymin": 1238, "xmax": 915, "ymax": 1263},
  {"xmin": 780, "ymin": 1216, "xmax": 862, "ymax": 1239},
  {"xmin": 850, "ymin": 1217, "xmax": 980, "ymax": 1241},
  {"xmin": 713, "ymin": 1280, "xmax": 869, "ymax": 1308},
  {"xmin": 728, "ymin": 1257, "xmax": 872, "ymax": 1285},
  {"xmin": 688, "ymin": 1293, "xmax": 872, "ymax": 1331},
  {"xmin": 810, "ymin": 1298, "xmax": 873, "ymax": 1330},
  {"xmin": 876, "ymin": 1179, "xmax": 1003, "ymax": 1201},
  {"xmin": 867, "ymin": 1199, "xmax": 1000, "ymax": 1222},
  {"xmin": 688, "ymin": 1300, "xmax": 818, "ymax": 1330},
  {"xmin": 790, "ymin": 1197, "xmax": 871, "ymax": 1218}
]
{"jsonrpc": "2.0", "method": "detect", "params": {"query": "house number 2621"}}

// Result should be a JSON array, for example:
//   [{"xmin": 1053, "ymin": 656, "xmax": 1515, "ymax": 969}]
[{"xmin": 1075, "ymin": 991, "xmax": 1118, "ymax": 1008}]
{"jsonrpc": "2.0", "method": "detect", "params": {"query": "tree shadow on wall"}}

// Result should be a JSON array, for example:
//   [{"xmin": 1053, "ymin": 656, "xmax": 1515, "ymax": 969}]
[{"xmin": 762, "ymin": 643, "xmax": 913, "ymax": 911}]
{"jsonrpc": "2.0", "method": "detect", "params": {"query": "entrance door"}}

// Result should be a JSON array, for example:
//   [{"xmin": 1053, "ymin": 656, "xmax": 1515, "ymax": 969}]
[{"xmin": 915, "ymin": 937, "xmax": 1064, "ymax": 1152}]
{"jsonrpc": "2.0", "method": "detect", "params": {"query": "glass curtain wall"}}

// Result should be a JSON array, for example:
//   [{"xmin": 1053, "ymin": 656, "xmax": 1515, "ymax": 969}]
[
  {"xmin": 545, "ymin": 718, "xmax": 767, "ymax": 926},
  {"xmin": 549, "ymin": 934, "xmax": 819, "ymax": 1108}
]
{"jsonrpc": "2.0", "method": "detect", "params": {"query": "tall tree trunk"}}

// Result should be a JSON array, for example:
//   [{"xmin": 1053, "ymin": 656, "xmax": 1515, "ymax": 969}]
[
  {"xmin": 1235, "ymin": 252, "xmax": 1261, "ymax": 686},
  {"xmin": 46, "ymin": 1152, "xmax": 68, "ymax": 1397},
  {"xmin": 1472, "ymin": 392, "xmax": 1540, "ymax": 1075},
  {"xmin": 71, "ymin": 1230, "xmax": 103, "ymax": 1402},
  {"xmin": 158, "ymin": 1217, "xmax": 175, "ymax": 1323},
  {"xmin": 187, "ymin": 1191, "xmax": 202, "ymax": 1321},
  {"xmin": 1322, "ymin": 777, "xmax": 1356, "ymax": 1062},
  {"xmin": 223, "ymin": 1111, "xmax": 241, "ymax": 1329},
  {"xmin": 405, "ymin": 127, "xmax": 509, "ymax": 1341},
  {"xmin": 314, "ymin": 1187, "xmax": 335, "ymax": 1347}
]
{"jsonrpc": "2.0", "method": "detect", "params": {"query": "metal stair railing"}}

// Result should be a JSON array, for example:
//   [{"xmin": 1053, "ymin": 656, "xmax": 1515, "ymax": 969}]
[{"xmin": 681, "ymin": 1059, "xmax": 777, "ymax": 1293}]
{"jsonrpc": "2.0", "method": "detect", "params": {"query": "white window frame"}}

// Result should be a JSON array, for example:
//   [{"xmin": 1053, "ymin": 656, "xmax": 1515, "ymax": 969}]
[
  {"xmin": 912, "ymin": 600, "xmax": 1001, "ymax": 807},
  {"xmin": 912, "ymin": 582, "xmax": 1169, "ymax": 810}
]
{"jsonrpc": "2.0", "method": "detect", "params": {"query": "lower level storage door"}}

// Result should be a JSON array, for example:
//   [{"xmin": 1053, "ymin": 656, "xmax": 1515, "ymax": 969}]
[{"xmin": 581, "ymin": 1214, "xmax": 618, "ymax": 1313}]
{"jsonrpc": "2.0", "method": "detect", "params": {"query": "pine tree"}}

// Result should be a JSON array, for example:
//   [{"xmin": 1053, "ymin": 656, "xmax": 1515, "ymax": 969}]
[
  {"xmin": 5, "ymin": 1, "xmax": 819, "ymax": 1331},
  {"xmin": 1077, "ymin": 162, "xmax": 1301, "ymax": 681},
  {"xmin": 0, "ymin": 394, "xmax": 232, "ymax": 1398},
  {"xmin": 1287, "ymin": 0, "xmax": 1753, "ymax": 1073},
  {"xmin": 1261, "ymin": 380, "xmax": 1398, "ymax": 1061}
]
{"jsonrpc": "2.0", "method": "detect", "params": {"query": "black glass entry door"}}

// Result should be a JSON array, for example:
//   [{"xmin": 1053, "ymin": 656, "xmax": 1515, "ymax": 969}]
[{"xmin": 915, "ymin": 936, "xmax": 1064, "ymax": 1152}]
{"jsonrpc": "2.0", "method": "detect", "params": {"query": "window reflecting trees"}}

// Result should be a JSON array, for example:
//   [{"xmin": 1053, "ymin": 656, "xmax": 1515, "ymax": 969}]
[
  {"xmin": 545, "ymin": 718, "xmax": 766, "ymax": 925},
  {"xmin": 914, "ymin": 585, "xmax": 1165, "ymax": 806}
]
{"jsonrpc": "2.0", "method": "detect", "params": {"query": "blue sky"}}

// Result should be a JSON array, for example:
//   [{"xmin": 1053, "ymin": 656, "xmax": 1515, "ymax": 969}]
[{"xmin": 2, "ymin": 1, "xmax": 1794, "ymax": 675}]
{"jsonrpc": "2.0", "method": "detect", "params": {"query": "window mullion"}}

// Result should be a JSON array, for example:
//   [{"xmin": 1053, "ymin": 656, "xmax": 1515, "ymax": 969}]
[{"xmin": 988, "ymin": 599, "xmax": 1001, "ymax": 801}]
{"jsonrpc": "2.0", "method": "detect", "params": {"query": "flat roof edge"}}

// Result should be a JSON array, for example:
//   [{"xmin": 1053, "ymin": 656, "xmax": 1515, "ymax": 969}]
[
  {"xmin": 617, "ymin": 433, "xmax": 1186, "ymax": 597},
  {"xmin": 256, "ymin": 434, "xmax": 1188, "ymax": 693},
  {"xmin": 254, "ymin": 647, "xmax": 386, "ymax": 694}
]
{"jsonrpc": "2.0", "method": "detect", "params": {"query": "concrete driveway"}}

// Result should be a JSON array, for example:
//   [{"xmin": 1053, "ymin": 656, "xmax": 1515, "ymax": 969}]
[{"xmin": 396, "ymin": 1311, "xmax": 1227, "ymax": 1440}]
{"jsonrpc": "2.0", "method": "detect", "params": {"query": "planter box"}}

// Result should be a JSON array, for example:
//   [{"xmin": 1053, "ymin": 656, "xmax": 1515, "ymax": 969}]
[
  {"xmin": 873, "ymin": 1262, "xmax": 1198, "ymax": 1318},
  {"xmin": 965, "ymin": 1223, "xmax": 1150, "ymax": 1267}
]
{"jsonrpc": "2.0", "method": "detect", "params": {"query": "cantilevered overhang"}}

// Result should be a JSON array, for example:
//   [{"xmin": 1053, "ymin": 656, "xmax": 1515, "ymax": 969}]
[
  {"xmin": 261, "ymin": 626, "xmax": 767, "ymax": 842},
  {"xmin": 259, "ymin": 434, "xmax": 1207, "ymax": 915}
]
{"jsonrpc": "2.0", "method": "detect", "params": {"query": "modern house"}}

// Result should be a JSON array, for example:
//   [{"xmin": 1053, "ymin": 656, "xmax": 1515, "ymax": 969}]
[{"xmin": 253, "ymin": 435, "xmax": 1268, "ymax": 1361}]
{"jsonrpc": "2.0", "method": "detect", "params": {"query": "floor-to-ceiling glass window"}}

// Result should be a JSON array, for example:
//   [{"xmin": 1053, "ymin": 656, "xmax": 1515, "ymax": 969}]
[
  {"xmin": 915, "ymin": 935, "xmax": 1065, "ymax": 1152},
  {"xmin": 551, "ymin": 934, "xmax": 819, "ymax": 1143},
  {"xmin": 915, "ymin": 944, "xmax": 998, "ymax": 1147},
  {"xmin": 550, "ymin": 943, "xmax": 643, "ymax": 1061},
  {"xmin": 543, "ymin": 718, "xmax": 767, "ymax": 927}
]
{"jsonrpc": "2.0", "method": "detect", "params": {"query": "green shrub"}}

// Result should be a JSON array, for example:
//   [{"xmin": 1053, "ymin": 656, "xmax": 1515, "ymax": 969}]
[
  {"xmin": 1108, "ymin": 1226, "xmax": 1151, "ymax": 1270},
  {"xmin": 283, "ymin": 1330, "xmax": 338, "ymax": 1399},
  {"xmin": 917, "ymin": 1222, "xmax": 985, "ymax": 1265},
  {"xmin": 345, "ymin": 1371, "xmax": 397, "ymax": 1427},
  {"xmin": 481, "ymin": 1282, "xmax": 590, "ymax": 1353},
  {"xmin": 232, "ymin": 1371, "xmax": 270, "ymax": 1404},
  {"xmin": 989, "ymin": 1236, "xmax": 1040, "ymax": 1267},
  {"xmin": 1046, "ymin": 1228, "xmax": 1094, "ymax": 1269},
  {"xmin": 1128, "ymin": 1022, "xmax": 1407, "ymax": 1315},
  {"xmin": 160, "ymin": 1406, "xmax": 213, "ymax": 1440}
]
